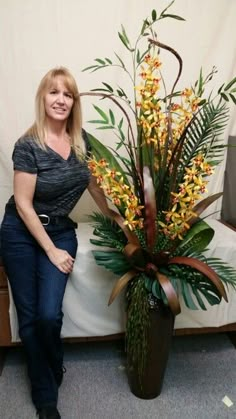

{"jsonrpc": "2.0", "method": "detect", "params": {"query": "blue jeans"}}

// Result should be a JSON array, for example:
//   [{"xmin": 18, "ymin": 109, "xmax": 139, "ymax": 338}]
[{"xmin": 0, "ymin": 213, "xmax": 78, "ymax": 409}]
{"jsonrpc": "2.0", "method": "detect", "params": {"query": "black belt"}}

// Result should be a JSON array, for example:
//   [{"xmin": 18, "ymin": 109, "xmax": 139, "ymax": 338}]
[
  {"xmin": 38, "ymin": 214, "xmax": 77, "ymax": 228},
  {"xmin": 38, "ymin": 214, "xmax": 51, "ymax": 225},
  {"xmin": 5, "ymin": 207, "xmax": 77, "ymax": 228},
  {"xmin": 40, "ymin": 214, "xmax": 77, "ymax": 229}
]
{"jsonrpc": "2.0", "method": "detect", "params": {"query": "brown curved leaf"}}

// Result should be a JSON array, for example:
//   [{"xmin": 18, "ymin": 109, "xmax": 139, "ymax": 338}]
[
  {"xmin": 188, "ymin": 193, "xmax": 223, "ymax": 226},
  {"xmin": 108, "ymin": 269, "xmax": 137, "ymax": 306},
  {"xmin": 123, "ymin": 243, "xmax": 146, "ymax": 269},
  {"xmin": 143, "ymin": 166, "xmax": 157, "ymax": 251},
  {"xmin": 148, "ymin": 38, "xmax": 182, "ymax": 96},
  {"xmin": 169, "ymin": 256, "xmax": 228, "ymax": 302},
  {"xmin": 156, "ymin": 272, "xmax": 181, "ymax": 315}
]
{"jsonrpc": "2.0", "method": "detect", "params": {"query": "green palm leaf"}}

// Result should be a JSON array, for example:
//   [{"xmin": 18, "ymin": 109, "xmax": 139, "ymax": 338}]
[
  {"xmin": 197, "ymin": 256, "xmax": 236, "ymax": 289},
  {"xmin": 169, "ymin": 256, "xmax": 228, "ymax": 301},
  {"xmin": 184, "ymin": 102, "xmax": 228, "ymax": 154},
  {"xmin": 177, "ymin": 219, "xmax": 214, "ymax": 253},
  {"xmin": 92, "ymin": 250, "xmax": 131, "ymax": 275},
  {"xmin": 89, "ymin": 213, "xmax": 126, "ymax": 250},
  {"xmin": 180, "ymin": 280, "xmax": 198, "ymax": 310},
  {"xmin": 166, "ymin": 264, "xmax": 222, "ymax": 310},
  {"xmin": 191, "ymin": 285, "xmax": 208, "ymax": 310},
  {"xmin": 166, "ymin": 247, "xmax": 236, "ymax": 310}
]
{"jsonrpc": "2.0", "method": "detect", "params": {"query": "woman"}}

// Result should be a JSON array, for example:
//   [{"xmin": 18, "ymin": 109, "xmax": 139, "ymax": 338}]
[{"xmin": 0, "ymin": 67, "xmax": 115, "ymax": 419}]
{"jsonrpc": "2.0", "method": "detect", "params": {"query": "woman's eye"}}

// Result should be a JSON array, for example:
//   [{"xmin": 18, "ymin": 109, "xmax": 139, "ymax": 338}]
[
  {"xmin": 65, "ymin": 93, "xmax": 73, "ymax": 99},
  {"xmin": 50, "ymin": 90, "xmax": 57, "ymax": 95}
]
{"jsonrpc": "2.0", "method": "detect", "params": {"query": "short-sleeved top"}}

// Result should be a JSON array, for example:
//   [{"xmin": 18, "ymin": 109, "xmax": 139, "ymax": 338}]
[{"xmin": 6, "ymin": 130, "xmax": 91, "ymax": 217}]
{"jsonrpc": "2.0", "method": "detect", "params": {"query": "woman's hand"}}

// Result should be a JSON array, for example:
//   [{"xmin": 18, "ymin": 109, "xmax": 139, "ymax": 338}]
[{"xmin": 46, "ymin": 246, "xmax": 75, "ymax": 274}]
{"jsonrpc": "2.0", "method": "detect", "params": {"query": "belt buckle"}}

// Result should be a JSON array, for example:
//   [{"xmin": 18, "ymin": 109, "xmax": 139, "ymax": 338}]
[{"xmin": 38, "ymin": 214, "xmax": 50, "ymax": 226}]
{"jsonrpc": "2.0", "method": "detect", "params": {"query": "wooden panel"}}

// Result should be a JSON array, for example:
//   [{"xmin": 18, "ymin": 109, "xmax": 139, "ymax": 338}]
[
  {"xmin": 63, "ymin": 333, "xmax": 125, "ymax": 343},
  {"xmin": 0, "ymin": 290, "xmax": 12, "ymax": 346},
  {"xmin": 0, "ymin": 266, "xmax": 8, "ymax": 289},
  {"xmin": 0, "ymin": 263, "xmax": 13, "ymax": 348},
  {"xmin": 221, "ymin": 135, "xmax": 236, "ymax": 227},
  {"xmin": 174, "ymin": 323, "xmax": 236, "ymax": 336}
]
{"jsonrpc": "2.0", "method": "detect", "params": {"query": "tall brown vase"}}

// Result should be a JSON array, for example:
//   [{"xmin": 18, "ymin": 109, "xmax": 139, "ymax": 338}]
[{"xmin": 127, "ymin": 299, "xmax": 174, "ymax": 399}]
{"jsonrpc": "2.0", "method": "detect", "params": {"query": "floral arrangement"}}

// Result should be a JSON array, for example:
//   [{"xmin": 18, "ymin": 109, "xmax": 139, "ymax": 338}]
[{"xmin": 81, "ymin": 0, "xmax": 236, "ymax": 378}]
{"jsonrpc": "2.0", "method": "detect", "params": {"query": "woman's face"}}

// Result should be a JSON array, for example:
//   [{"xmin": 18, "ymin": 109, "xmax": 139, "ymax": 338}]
[{"xmin": 44, "ymin": 76, "xmax": 74, "ymax": 122}]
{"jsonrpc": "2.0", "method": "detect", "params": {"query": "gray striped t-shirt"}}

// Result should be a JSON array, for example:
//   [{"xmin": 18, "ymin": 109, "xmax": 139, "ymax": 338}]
[{"xmin": 6, "ymin": 130, "xmax": 91, "ymax": 217}]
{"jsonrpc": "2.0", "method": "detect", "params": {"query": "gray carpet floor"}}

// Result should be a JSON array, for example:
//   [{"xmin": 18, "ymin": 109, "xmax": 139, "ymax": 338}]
[{"xmin": 0, "ymin": 334, "xmax": 236, "ymax": 419}]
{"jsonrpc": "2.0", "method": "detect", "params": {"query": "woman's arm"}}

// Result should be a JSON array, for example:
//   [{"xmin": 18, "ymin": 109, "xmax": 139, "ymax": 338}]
[{"xmin": 14, "ymin": 171, "xmax": 74, "ymax": 273}]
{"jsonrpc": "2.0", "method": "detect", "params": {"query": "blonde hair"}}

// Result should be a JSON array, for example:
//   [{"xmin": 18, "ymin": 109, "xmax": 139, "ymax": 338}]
[{"xmin": 25, "ymin": 67, "xmax": 86, "ymax": 157}]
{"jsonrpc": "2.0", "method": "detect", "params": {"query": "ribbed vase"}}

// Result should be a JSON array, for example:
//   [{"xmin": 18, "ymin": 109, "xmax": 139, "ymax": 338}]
[{"xmin": 127, "ymin": 298, "xmax": 174, "ymax": 399}]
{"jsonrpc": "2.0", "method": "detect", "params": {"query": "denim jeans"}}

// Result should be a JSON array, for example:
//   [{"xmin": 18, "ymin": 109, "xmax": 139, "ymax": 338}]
[{"xmin": 0, "ymin": 213, "xmax": 78, "ymax": 409}]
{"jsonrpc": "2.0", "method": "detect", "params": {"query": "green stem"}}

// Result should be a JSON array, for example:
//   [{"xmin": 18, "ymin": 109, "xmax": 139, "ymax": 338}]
[{"xmin": 80, "ymin": 91, "xmax": 137, "ymax": 164}]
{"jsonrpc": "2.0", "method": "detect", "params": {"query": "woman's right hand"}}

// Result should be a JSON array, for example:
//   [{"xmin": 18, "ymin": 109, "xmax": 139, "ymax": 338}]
[{"xmin": 46, "ymin": 246, "xmax": 75, "ymax": 274}]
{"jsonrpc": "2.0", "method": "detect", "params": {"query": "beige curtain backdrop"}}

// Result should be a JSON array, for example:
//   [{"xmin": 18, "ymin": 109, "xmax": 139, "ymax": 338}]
[{"xmin": 0, "ymin": 0, "xmax": 236, "ymax": 222}]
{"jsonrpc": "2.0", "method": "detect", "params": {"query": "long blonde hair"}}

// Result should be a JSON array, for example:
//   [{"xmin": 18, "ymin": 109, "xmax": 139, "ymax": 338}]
[{"xmin": 25, "ymin": 67, "xmax": 86, "ymax": 157}]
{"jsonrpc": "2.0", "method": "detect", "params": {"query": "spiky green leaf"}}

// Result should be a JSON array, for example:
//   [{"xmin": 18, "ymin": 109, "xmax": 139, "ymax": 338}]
[
  {"xmin": 115, "ymin": 53, "xmax": 126, "ymax": 68},
  {"xmin": 95, "ymin": 58, "xmax": 106, "ymax": 65},
  {"xmin": 109, "ymin": 109, "xmax": 115, "ymax": 125},
  {"xmin": 224, "ymin": 76, "xmax": 236, "ymax": 91},
  {"xmin": 141, "ymin": 18, "xmax": 149, "ymax": 35},
  {"xmin": 93, "ymin": 105, "xmax": 109, "ymax": 122},
  {"xmin": 229, "ymin": 93, "xmax": 236, "ymax": 105},
  {"xmin": 102, "ymin": 82, "xmax": 114, "ymax": 92},
  {"xmin": 87, "ymin": 119, "xmax": 108, "ymax": 124},
  {"xmin": 151, "ymin": 10, "xmax": 157, "ymax": 21},
  {"xmin": 82, "ymin": 65, "xmax": 99, "ymax": 72},
  {"xmin": 161, "ymin": 13, "xmax": 185, "ymax": 21},
  {"xmin": 221, "ymin": 92, "xmax": 229, "ymax": 101},
  {"xmin": 105, "ymin": 57, "xmax": 112, "ymax": 64},
  {"xmin": 97, "ymin": 125, "xmax": 114, "ymax": 130},
  {"xmin": 121, "ymin": 24, "xmax": 130, "ymax": 45}
]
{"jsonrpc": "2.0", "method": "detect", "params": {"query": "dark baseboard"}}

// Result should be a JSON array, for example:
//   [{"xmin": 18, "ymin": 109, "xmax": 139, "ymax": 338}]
[{"xmin": 228, "ymin": 331, "xmax": 236, "ymax": 349}]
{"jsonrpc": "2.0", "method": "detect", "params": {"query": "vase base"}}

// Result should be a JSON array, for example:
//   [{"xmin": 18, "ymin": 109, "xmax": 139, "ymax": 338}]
[
  {"xmin": 128, "ymin": 371, "xmax": 164, "ymax": 400},
  {"xmin": 130, "ymin": 388, "xmax": 162, "ymax": 400}
]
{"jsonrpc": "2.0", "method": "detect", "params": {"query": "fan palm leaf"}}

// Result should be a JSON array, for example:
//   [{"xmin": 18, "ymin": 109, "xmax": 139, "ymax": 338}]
[
  {"xmin": 181, "ymin": 101, "xmax": 228, "ymax": 161},
  {"xmin": 92, "ymin": 250, "xmax": 131, "ymax": 275},
  {"xmin": 89, "ymin": 212, "xmax": 126, "ymax": 248},
  {"xmin": 167, "ymin": 101, "xmax": 229, "ymax": 198}
]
